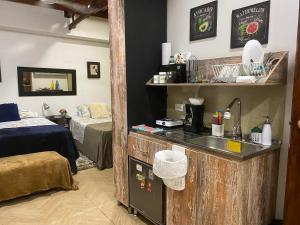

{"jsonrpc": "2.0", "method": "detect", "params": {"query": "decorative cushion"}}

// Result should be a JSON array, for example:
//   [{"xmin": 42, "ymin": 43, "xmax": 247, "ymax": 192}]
[
  {"xmin": 19, "ymin": 109, "xmax": 39, "ymax": 119},
  {"xmin": 0, "ymin": 103, "xmax": 21, "ymax": 122},
  {"xmin": 89, "ymin": 103, "xmax": 111, "ymax": 119},
  {"xmin": 77, "ymin": 104, "xmax": 90, "ymax": 118}
]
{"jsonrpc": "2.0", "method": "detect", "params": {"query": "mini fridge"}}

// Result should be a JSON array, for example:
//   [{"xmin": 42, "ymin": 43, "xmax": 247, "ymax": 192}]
[{"xmin": 129, "ymin": 157, "xmax": 165, "ymax": 225}]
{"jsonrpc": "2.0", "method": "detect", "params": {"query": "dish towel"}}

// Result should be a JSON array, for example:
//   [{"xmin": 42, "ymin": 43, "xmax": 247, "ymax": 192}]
[{"xmin": 236, "ymin": 76, "xmax": 256, "ymax": 83}]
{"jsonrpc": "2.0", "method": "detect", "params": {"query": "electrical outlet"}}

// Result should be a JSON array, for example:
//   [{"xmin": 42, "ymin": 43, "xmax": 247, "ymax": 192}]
[{"xmin": 175, "ymin": 104, "xmax": 184, "ymax": 112}]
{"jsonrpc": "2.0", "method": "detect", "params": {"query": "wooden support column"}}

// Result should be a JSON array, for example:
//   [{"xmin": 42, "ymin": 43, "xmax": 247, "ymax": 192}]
[{"xmin": 108, "ymin": 0, "xmax": 129, "ymax": 206}]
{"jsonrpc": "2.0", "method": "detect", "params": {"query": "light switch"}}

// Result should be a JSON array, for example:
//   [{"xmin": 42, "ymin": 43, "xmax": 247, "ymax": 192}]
[{"xmin": 175, "ymin": 104, "xmax": 184, "ymax": 112}]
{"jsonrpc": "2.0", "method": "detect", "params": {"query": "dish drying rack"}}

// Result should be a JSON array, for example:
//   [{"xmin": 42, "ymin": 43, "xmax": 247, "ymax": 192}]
[{"xmin": 211, "ymin": 63, "xmax": 267, "ymax": 83}]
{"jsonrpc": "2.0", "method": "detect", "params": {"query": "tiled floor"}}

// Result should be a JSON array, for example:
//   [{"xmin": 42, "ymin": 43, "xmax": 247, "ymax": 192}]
[{"xmin": 0, "ymin": 168, "xmax": 150, "ymax": 225}]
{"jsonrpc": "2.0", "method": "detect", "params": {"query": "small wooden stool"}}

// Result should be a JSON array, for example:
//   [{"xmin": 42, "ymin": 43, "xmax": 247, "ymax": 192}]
[{"xmin": 0, "ymin": 151, "xmax": 78, "ymax": 202}]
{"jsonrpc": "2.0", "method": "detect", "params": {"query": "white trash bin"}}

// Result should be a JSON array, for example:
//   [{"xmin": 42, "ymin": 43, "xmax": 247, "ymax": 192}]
[{"xmin": 153, "ymin": 150, "xmax": 188, "ymax": 191}]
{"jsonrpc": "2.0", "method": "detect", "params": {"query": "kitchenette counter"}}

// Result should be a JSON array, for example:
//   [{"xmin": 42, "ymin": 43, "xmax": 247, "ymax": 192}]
[
  {"xmin": 130, "ymin": 128, "xmax": 280, "ymax": 161},
  {"xmin": 127, "ymin": 129, "xmax": 280, "ymax": 225}
]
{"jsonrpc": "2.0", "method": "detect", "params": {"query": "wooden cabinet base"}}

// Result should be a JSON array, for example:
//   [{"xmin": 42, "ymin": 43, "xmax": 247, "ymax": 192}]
[
  {"xmin": 167, "ymin": 150, "xmax": 279, "ymax": 225},
  {"xmin": 127, "ymin": 132, "xmax": 279, "ymax": 225}
]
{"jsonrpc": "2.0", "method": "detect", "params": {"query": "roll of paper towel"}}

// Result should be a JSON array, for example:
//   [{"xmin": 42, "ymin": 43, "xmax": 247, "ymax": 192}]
[{"xmin": 162, "ymin": 43, "xmax": 171, "ymax": 65}]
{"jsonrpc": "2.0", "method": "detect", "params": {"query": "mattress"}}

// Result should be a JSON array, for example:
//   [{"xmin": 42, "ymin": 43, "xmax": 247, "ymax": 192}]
[{"xmin": 70, "ymin": 116, "xmax": 112, "ymax": 144}]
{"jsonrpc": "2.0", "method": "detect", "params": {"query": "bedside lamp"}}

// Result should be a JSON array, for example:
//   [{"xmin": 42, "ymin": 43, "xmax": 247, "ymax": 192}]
[{"xmin": 42, "ymin": 102, "xmax": 50, "ymax": 117}]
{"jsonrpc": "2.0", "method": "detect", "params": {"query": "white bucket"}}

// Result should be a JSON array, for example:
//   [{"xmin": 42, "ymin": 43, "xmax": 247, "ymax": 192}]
[{"xmin": 153, "ymin": 150, "xmax": 188, "ymax": 191}]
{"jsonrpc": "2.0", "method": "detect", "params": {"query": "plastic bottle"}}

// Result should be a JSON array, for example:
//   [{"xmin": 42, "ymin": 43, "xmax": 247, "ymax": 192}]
[
  {"xmin": 55, "ymin": 80, "xmax": 60, "ymax": 90},
  {"xmin": 262, "ymin": 116, "xmax": 272, "ymax": 146},
  {"xmin": 50, "ymin": 80, "xmax": 55, "ymax": 91}
]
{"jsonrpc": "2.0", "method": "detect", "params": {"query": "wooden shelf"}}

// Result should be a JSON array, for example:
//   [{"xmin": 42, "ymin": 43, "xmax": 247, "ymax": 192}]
[{"xmin": 146, "ymin": 51, "xmax": 288, "ymax": 87}]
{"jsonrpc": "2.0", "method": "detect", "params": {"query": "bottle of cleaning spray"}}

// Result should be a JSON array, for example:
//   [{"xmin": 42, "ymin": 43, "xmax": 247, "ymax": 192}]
[{"xmin": 262, "ymin": 116, "xmax": 272, "ymax": 146}]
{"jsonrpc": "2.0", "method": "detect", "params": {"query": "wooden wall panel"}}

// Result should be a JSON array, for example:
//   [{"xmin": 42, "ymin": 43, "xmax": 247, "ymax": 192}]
[
  {"xmin": 108, "ymin": 0, "xmax": 128, "ymax": 206},
  {"xmin": 166, "ymin": 148, "xmax": 198, "ymax": 225}
]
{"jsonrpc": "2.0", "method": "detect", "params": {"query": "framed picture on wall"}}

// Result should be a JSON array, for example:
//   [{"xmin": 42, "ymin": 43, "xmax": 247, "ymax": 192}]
[
  {"xmin": 231, "ymin": 1, "xmax": 270, "ymax": 48},
  {"xmin": 87, "ymin": 62, "xmax": 100, "ymax": 79},
  {"xmin": 190, "ymin": 1, "xmax": 218, "ymax": 41}
]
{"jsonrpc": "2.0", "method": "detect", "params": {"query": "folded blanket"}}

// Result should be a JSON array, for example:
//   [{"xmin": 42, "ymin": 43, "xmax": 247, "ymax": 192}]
[{"xmin": 0, "ymin": 151, "xmax": 78, "ymax": 202}]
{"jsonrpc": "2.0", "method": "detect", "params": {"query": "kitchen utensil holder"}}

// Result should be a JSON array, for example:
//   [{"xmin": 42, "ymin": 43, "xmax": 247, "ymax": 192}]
[{"xmin": 212, "ymin": 124, "xmax": 224, "ymax": 137}]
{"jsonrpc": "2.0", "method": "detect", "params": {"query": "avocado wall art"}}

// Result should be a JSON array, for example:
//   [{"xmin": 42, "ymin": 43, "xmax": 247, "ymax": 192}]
[
  {"xmin": 190, "ymin": 1, "xmax": 218, "ymax": 41},
  {"xmin": 231, "ymin": 1, "xmax": 270, "ymax": 48}
]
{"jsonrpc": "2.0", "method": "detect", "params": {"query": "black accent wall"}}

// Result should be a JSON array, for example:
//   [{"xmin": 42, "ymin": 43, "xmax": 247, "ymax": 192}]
[{"xmin": 124, "ymin": 0, "xmax": 167, "ymax": 129}]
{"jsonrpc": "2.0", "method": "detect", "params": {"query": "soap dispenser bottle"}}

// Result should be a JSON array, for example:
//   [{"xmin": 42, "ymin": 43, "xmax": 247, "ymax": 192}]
[{"xmin": 262, "ymin": 116, "xmax": 272, "ymax": 146}]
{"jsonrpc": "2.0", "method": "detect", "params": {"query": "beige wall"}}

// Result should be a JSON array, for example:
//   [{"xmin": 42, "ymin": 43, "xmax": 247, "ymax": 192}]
[{"xmin": 167, "ymin": 86, "xmax": 286, "ymax": 139}]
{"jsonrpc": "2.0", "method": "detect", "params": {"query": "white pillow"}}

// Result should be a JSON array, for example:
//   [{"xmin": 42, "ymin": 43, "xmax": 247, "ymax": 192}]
[
  {"xmin": 77, "ymin": 104, "xmax": 90, "ymax": 118},
  {"xmin": 19, "ymin": 109, "xmax": 39, "ymax": 119}
]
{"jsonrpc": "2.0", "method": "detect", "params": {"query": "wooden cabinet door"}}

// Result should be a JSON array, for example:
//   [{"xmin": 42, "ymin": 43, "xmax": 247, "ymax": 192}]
[
  {"xmin": 166, "ymin": 148, "xmax": 198, "ymax": 225},
  {"xmin": 128, "ymin": 133, "xmax": 168, "ymax": 165},
  {"xmin": 196, "ymin": 152, "xmax": 240, "ymax": 225}
]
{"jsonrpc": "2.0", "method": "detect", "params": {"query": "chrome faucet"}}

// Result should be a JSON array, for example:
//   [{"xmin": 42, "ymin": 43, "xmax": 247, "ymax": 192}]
[{"xmin": 224, "ymin": 98, "xmax": 242, "ymax": 140}]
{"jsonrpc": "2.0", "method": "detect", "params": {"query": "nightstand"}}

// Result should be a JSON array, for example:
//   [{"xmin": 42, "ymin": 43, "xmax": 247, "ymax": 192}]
[{"xmin": 46, "ymin": 115, "xmax": 72, "ymax": 129}]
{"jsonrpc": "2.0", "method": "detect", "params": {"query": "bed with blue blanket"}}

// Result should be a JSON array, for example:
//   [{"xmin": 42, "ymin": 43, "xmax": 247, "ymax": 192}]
[{"xmin": 0, "ymin": 117, "xmax": 79, "ymax": 173}]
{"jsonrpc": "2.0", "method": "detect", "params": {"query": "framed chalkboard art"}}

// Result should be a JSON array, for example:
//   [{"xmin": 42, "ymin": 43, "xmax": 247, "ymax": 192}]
[
  {"xmin": 190, "ymin": 1, "xmax": 218, "ymax": 41},
  {"xmin": 231, "ymin": 1, "xmax": 270, "ymax": 48}
]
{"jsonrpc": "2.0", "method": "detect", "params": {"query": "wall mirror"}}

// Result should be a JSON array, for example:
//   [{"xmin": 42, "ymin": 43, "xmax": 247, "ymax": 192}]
[{"xmin": 17, "ymin": 67, "xmax": 77, "ymax": 96}]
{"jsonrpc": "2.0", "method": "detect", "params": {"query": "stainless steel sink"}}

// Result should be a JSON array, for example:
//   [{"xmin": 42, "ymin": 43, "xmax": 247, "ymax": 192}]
[{"xmin": 186, "ymin": 136, "xmax": 266, "ymax": 156}]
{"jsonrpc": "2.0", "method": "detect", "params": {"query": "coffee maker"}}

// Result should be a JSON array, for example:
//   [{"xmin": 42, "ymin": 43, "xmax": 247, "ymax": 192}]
[{"xmin": 184, "ymin": 104, "xmax": 205, "ymax": 133}]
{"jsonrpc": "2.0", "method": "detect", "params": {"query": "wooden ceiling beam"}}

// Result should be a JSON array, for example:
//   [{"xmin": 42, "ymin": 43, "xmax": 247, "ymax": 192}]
[
  {"xmin": 68, "ymin": 0, "xmax": 108, "ymax": 30},
  {"xmin": 5, "ymin": 0, "xmax": 108, "ymax": 19},
  {"xmin": 69, "ymin": 14, "xmax": 89, "ymax": 30}
]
